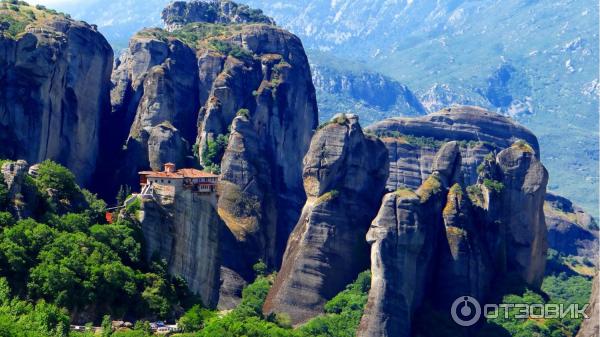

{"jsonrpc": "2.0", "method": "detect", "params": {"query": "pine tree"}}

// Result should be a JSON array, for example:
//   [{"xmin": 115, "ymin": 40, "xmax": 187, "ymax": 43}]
[{"xmin": 116, "ymin": 185, "xmax": 131, "ymax": 206}]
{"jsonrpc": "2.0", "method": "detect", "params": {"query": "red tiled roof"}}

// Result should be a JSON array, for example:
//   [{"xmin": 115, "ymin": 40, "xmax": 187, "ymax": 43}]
[{"xmin": 139, "ymin": 168, "xmax": 218, "ymax": 179}]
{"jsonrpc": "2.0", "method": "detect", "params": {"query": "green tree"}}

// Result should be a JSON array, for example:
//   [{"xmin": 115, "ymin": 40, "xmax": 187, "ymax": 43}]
[
  {"xmin": 179, "ymin": 304, "xmax": 216, "ymax": 332},
  {"xmin": 116, "ymin": 185, "xmax": 132, "ymax": 206},
  {"xmin": 90, "ymin": 222, "xmax": 142, "ymax": 265},
  {"xmin": 299, "ymin": 270, "xmax": 371, "ymax": 337},
  {"xmin": 82, "ymin": 189, "xmax": 107, "ymax": 224},
  {"xmin": 34, "ymin": 160, "xmax": 79, "ymax": 200},
  {"xmin": 101, "ymin": 314, "xmax": 113, "ymax": 337},
  {"xmin": 28, "ymin": 232, "xmax": 137, "ymax": 310},
  {"xmin": 253, "ymin": 259, "xmax": 268, "ymax": 277},
  {"xmin": 201, "ymin": 134, "xmax": 229, "ymax": 169},
  {"xmin": 0, "ymin": 219, "xmax": 56, "ymax": 288},
  {"xmin": 140, "ymin": 273, "xmax": 172, "ymax": 318},
  {"xmin": 47, "ymin": 212, "xmax": 92, "ymax": 232},
  {"xmin": 234, "ymin": 276, "xmax": 271, "ymax": 318},
  {"xmin": 0, "ymin": 212, "xmax": 14, "ymax": 228}
]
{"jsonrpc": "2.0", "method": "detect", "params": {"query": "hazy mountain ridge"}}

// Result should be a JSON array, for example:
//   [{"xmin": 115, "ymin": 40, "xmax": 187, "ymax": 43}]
[{"xmin": 245, "ymin": 0, "xmax": 600, "ymax": 217}]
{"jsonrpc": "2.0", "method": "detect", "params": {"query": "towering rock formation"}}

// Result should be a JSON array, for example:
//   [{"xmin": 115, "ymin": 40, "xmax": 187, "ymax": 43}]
[
  {"xmin": 211, "ymin": 25, "xmax": 318, "ymax": 272},
  {"xmin": 0, "ymin": 3, "xmax": 113, "ymax": 185},
  {"xmin": 162, "ymin": 0, "xmax": 275, "ymax": 31},
  {"xmin": 494, "ymin": 143, "xmax": 549, "ymax": 286},
  {"xmin": 263, "ymin": 114, "xmax": 389, "ymax": 325},
  {"xmin": 366, "ymin": 105, "xmax": 539, "ymax": 191},
  {"xmin": 357, "ymin": 173, "xmax": 446, "ymax": 337},
  {"xmin": 105, "ymin": 35, "xmax": 200, "ymax": 195},
  {"xmin": 109, "ymin": 1, "xmax": 318, "ymax": 308},
  {"xmin": 358, "ymin": 107, "xmax": 550, "ymax": 337},
  {"xmin": 139, "ymin": 183, "xmax": 221, "ymax": 308}
]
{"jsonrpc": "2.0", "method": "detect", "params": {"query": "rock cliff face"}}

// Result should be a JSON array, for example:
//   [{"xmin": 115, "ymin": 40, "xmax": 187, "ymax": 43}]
[
  {"xmin": 357, "ymin": 176, "xmax": 445, "ymax": 337},
  {"xmin": 576, "ymin": 272, "xmax": 599, "ymax": 337},
  {"xmin": 545, "ymin": 193, "xmax": 598, "ymax": 260},
  {"xmin": 263, "ymin": 114, "xmax": 388, "ymax": 325},
  {"xmin": 207, "ymin": 24, "xmax": 318, "ymax": 272},
  {"xmin": 366, "ymin": 105, "xmax": 539, "ymax": 191},
  {"xmin": 109, "ymin": 5, "xmax": 318, "ymax": 309},
  {"xmin": 0, "ymin": 4, "xmax": 113, "ymax": 185},
  {"xmin": 139, "ymin": 185, "xmax": 221, "ymax": 308},
  {"xmin": 104, "ymin": 35, "xmax": 200, "ymax": 196},
  {"xmin": 358, "ymin": 108, "xmax": 550, "ymax": 337},
  {"xmin": 1, "ymin": 160, "xmax": 33, "ymax": 219},
  {"xmin": 494, "ymin": 144, "xmax": 549, "ymax": 286},
  {"xmin": 162, "ymin": 0, "xmax": 275, "ymax": 31}
]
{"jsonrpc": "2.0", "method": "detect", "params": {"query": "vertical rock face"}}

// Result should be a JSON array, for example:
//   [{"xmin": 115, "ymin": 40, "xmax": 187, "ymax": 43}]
[
  {"xmin": 109, "ymin": 7, "xmax": 318, "ymax": 308},
  {"xmin": 0, "ymin": 13, "xmax": 113, "ymax": 185},
  {"xmin": 495, "ymin": 144, "xmax": 549, "ymax": 287},
  {"xmin": 147, "ymin": 123, "xmax": 190, "ymax": 171},
  {"xmin": 102, "ymin": 36, "xmax": 199, "ymax": 195},
  {"xmin": 203, "ymin": 25, "xmax": 318, "ymax": 301},
  {"xmin": 366, "ymin": 105, "xmax": 540, "ymax": 191},
  {"xmin": 359, "ymin": 109, "xmax": 550, "ymax": 337},
  {"xmin": 263, "ymin": 114, "xmax": 389, "ymax": 325},
  {"xmin": 139, "ymin": 186, "xmax": 221, "ymax": 307},
  {"xmin": 576, "ymin": 272, "xmax": 599, "ymax": 337},
  {"xmin": 436, "ymin": 183, "xmax": 492, "ymax": 305},
  {"xmin": 358, "ymin": 143, "xmax": 460, "ymax": 337},
  {"xmin": 358, "ymin": 187, "xmax": 444, "ymax": 337}
]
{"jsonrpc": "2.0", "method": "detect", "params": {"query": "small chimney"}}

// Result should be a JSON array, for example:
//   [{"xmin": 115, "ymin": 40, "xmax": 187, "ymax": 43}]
[{"xmin": 164, "ymin": 163, "xmax": 176, "ymax": 173}]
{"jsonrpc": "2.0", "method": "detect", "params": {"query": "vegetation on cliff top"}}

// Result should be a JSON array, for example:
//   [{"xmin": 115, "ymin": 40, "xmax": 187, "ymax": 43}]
[
  {"xmin": 136, "ymin": 22, "xmax": 257, "ymax": 60},
  {"xmin": 416, "ymin": 174, "xmax": 442, "ymax": 203},
  {"xmin": 0, "ymin": 1, "xmax": 70, "ymax": 39}
]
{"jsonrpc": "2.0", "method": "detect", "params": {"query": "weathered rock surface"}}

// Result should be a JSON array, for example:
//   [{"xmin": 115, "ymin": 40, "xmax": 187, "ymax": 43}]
[
  {"xmin": 495, "ymin": 144, "xmax": 548, "ymax": 287},
  {"xmin": 545, "ymin": 193, "xmax": 598, "ymax": 260},
  {"xmin": 139, "ymin": 185, "xmax": 221, "ymax": 307},
  {"xmin": 263, "ymin": 114, "xmax": 388, "ymax": 325},
  {"xmin": 1, "ymin": 160, "xmax": 28, "ymax": 199},
  {"xmin": 359, "ymin": 110, "xmax": 550, "ymax": 336},
  {"xmin": 110, "ymin": 10, "xmax": 318, "ymax": 308},
  {"xmin": 367, "ymin": 106, "xmax": 539, "ymax": 154},
  {"xmin": 357, "ymin": 186, "xmax": 444, "ymax": 337},
  {"xmin": 576, "ymin": 271, "xmax": 599, "ymax": 337},
  {"xmin": 147, "ymin": 123, "xmax": 190, "ymax": 172},
  {"xmin": 162, "ymin": 0, "xmax": 275, "ymax": 31},
  {"xmin": 436, "ymin": 183, "xmax": 492, "ymax": 305},
  {"xmin": 0, "ymin": 13, "xmax": 113, "ymax": 185},
  {"xmin": 1, "ymin": 160, "xmax": 33, "ymax": 219},
  {"xmin": 101, "ymin": 35, "xmax": 200, "ymax": 196},
  {"xmin": 366, "ymin": 105, "xmax": 539, "ymax": 192},
  {"xmin": 203, "ymin": 25, "xmax": 318, "ymax": 304}
]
